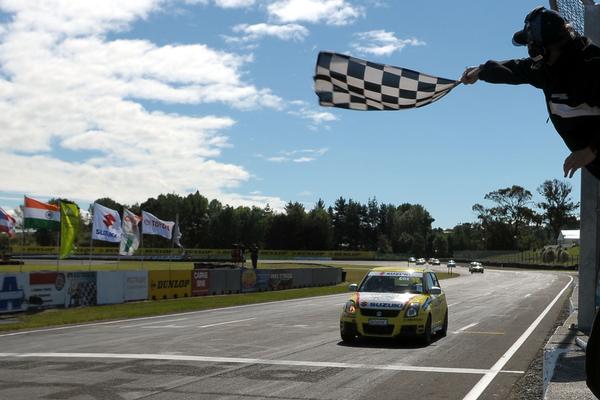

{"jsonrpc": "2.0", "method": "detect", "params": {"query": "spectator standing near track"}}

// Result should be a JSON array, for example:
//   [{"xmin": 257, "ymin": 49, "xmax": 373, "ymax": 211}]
[
  {"xmin": 460, "ymin": 6, "xmax": 600, "ymax": 397},
  {"xmin": 250, "ymin": 244, "xmax": 259, "ymax": 269}
]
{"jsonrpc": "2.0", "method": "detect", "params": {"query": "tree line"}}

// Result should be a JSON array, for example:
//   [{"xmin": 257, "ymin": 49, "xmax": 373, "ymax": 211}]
[{"xmin": 9, "ymin": 179, "xmax": 578, "ymax": 257}]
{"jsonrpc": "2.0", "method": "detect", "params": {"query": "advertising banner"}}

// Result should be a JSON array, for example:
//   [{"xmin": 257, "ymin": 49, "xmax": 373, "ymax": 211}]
[
  {"xmin": 0, "ymin": 273, "xmax": 27, "ymax": 313},
  {"xmin": 268, "ymin": 272, "xmax": 293, "ymax": 290},
  {"xmin": 149, "ymin": 270, "xmax": 191, "ymax": 300},
  {"xmin": 28, "ymin": 272, "xmax": 67, "ymax": 307},
  {"xmin": 65, "ymin": 271, "xmax": 97, "ymax": 308},
  {"xmin": 97, "ymin": 271, "xmax": 124, "ymax": 305},
  {"xmin": 192, "ymin": 269, "xmax": 210, "ymax": 296},
  {"xmin": 124, "ymin": 271, "xmax": 148, "ymax": 301},
  {"xmin": 241, "ymin": 269, "xmax": 270, "ymax": 292}
]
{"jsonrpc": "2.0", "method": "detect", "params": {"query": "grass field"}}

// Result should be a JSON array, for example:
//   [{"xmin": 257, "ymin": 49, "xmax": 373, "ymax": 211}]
[{"xmin": 0, "ymin": 262, "xmax": 457, "ymax": 332}]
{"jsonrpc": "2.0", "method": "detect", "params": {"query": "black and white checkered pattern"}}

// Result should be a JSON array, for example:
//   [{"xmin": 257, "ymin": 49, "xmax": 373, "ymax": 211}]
[{"xmin": 314, "ymin": 51, "xmax": 459, "ymax": 111}]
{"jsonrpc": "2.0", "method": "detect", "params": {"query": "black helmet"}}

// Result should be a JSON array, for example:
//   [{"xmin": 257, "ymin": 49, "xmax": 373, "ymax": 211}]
[{"xmin": 512, "ymin": 6, "xmax": 572, "ymax": 47}]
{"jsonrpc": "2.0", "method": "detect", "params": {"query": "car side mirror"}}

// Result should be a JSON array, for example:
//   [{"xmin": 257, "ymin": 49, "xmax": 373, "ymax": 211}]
[
  {"xmin": 348, "ymin": 283, "xmax": 358, "ymax": 292},
  {"xmin": 430, "ymin": 287, "xmax": 442, "ymax": 295}
]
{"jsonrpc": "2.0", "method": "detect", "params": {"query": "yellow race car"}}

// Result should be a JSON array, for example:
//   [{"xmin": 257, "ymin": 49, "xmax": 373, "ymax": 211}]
[{"xmin": 340, "ymin": 267, "xmax": 448, "ymax": 345}]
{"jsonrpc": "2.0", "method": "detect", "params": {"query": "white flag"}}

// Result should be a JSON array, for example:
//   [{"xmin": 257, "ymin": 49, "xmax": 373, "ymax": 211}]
[
  {"xmin": 91, "ymin": 203, "xmax": 122, "ymax": 243},
  {"xmin": 120, "ymin": 208, "xmax": 141, "ymax": 256},
  {"xmin": 173, "ymin": 222, "xmax": 183, "ymax": 248},
  {"xmin": 141, "ymin": 211, "xmax": 174, "ymax": 239}
]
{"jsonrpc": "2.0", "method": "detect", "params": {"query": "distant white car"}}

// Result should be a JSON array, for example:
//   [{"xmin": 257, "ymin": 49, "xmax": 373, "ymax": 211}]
[
  {"xmin": 447, "ymin": 260, "xmax": 456, "ymax": 268},
  {"xmin": 416, "ymin": 258, "xmax": 426, "ymax": 265},
  {"xmin": 469, "ymin": 262, "xmax": 484, "ymax": 273},
  {"xmin": 408, "ymin": 257, "xmax": 416, "ymax": 263},
  {"xmin": 431, "ymin": 258, "xmax": 440, "ymax": 265}
]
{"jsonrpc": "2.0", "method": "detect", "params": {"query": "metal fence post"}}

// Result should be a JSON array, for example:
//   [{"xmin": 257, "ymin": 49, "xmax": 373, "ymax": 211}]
[{"xmin": 578, "ymin": 3, "xmax": 600, "ymax": 332}]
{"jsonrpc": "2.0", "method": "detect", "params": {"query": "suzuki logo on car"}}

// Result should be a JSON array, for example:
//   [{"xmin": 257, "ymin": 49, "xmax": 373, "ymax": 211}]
[{"xmin": 369, "ymin": 302, "xmax": 402, "ymax": 308}]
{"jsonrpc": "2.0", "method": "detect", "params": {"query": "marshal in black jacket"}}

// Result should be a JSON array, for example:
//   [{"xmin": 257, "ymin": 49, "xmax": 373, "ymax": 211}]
[{"xmin": 477, "ymin": 36, "xmax": 600, "ymax": 179}]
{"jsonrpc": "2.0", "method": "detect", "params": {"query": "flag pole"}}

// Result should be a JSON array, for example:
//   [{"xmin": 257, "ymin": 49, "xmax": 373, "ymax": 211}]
[
  {"xmin": 20, "ymin": 203, "xmax": 26, "ymax": 264},
  {"xmin": 140, "ymin": 230, "xmax": 144, "ymax": 271},
  {"xmin": 89, "ymin": 204, "xmax": 94, "ymax": 271},
  {"xmin": 169, "ymin": 214, "xmax": 177, "ymax": 272},
  {"xmin": 56, "ymin": 200, "xmax": 61, "ymax": 271},
  {"xmin": 56, "ymin": 232, "xmax": 60, "ymax": 271}
]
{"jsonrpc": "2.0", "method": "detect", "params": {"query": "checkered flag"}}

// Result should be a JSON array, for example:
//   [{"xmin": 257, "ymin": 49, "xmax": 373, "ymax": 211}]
[{"xmin": 314, "ymin": 51, "xmax": 459, "ymax": 111}]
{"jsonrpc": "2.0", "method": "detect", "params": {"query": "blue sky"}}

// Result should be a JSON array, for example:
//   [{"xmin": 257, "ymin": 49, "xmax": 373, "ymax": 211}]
[{"xmin": 0, "ymin": 0, "xmax": 579, "ymax": 228}]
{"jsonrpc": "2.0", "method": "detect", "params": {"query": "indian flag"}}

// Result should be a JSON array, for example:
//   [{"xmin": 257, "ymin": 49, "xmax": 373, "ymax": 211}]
[{"xmin": 24, "ymin": 196, "xmax": 60, "ymax": 230}]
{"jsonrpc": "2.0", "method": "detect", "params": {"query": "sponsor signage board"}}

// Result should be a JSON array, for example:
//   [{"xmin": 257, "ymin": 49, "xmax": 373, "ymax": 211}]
[
  {"xmin": 149, "ymin": 270, "xmax": 191, "ymax": 300},
  {"xmin": 192, "ymin": 270, "xmax": 209, "ymax": 296},
  {"xmin": 28, "ymin": 272, "xmax": 67, "ymax": 307}
]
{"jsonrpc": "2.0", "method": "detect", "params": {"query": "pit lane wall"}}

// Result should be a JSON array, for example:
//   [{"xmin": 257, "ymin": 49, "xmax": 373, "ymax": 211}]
[{"xmin": 0, "ymin": 267, "xmax": 342, "ymax": 313}]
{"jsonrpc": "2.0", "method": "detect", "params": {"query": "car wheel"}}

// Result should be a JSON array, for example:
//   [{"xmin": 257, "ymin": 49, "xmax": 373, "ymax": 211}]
[
  {"xmin": 421, "ymin": 315, "xmax": 433, "ymax": 345},
  {"xmin": 439, "ymin": 310, "xmax": 448, "ymax": 337},
  {"xmin": 341, "ymin": 331, "xmax": 356, "ymax": 343}
]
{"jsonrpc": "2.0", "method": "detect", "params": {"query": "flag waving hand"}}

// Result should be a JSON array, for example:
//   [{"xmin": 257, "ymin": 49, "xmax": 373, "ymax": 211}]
[{"xmin": 314, "ymin": 51, "xmax": 459, "ymax": 111}]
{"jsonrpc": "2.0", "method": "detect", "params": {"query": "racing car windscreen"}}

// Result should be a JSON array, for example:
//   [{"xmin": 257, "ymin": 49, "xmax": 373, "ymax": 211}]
[{"xmin": 359, "ymin": 272, "xmax": 424, "ymax": 294}]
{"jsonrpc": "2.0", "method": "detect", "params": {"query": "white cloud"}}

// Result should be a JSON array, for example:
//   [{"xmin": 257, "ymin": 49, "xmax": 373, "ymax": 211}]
[
  {"xmin": 262, "ymin": 148, "xmax": 327, "ymax": 163},
  {"xmin": 351, "ymin": 30, "xmax": 425, "ymax": 56},
  {"xmin": 288, "ymin": 100, "xmax": 337, "ymax": 128},
  {"xmin": 183, "ymin": 0, "xmax": 256, "ymax": 8},
  {"xmin": 0, "ymin": 1, "xmax": 285, "ymax": 208},
  {"xmin": 214, "ymin": 0, "xmax": 256, "ymax": 8},
  {"xmin": 225, "ymin": 23, "xmax": 309, "ymax": 43},
  {"xmin": 267, "ymin": 0, "xmax": 363, "ymax": 25}
]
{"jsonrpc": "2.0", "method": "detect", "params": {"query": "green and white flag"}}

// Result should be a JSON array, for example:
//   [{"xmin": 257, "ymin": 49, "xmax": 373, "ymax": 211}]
[
  {"xmin": 59, "ymin": 201, "xmax": 80, "ymax": 259},
  {"xmin": 23, "ymin": 196, "xmax": 60, "ymax": 230},
  {"xmin": 120, "ymin": 208, "xmax": 141, "ymax": 256}
]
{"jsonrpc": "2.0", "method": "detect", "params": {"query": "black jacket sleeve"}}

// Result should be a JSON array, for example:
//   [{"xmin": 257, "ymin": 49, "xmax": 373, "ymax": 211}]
[{"xmin": 478, "ymin": 58, "xmax": 545, "ymax": 89}]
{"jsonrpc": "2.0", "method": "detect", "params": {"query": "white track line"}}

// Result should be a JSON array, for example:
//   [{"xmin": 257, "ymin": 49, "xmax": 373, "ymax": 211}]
[
  {"xmin": 456, "ymin": 322, "xmax": 479, "ymax": 333},
  {"xmin": 197, "ymin": 318, "xmax": 256, "ymax": 328},
  {"xmin": 0, "ymin": 352, "xmax": 524, "ymax": 375},
  {"xmin": 120, "ymin": 318, "xmax": 189, "ymax": 329},
  {"xmin": 462, "ymin": 275, "xmax": 573, "ymax": 400}
]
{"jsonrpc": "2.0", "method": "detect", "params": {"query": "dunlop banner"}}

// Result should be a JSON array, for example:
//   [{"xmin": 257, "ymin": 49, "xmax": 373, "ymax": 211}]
[{"xmin": 149, "ymin": 270, "xmax": 191, "ymax": 300}]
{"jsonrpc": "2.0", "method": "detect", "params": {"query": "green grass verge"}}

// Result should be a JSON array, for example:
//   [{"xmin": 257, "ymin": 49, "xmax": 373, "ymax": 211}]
[{"xmin": 0, "ymin": 263, "xmax": 457, "ymax": 333}]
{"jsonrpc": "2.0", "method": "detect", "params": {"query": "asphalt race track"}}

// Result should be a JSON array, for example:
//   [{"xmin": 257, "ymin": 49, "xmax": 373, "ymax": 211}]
[{"xmin": 0, "ymin": 265, "xmax": 573, "ymax": 400}]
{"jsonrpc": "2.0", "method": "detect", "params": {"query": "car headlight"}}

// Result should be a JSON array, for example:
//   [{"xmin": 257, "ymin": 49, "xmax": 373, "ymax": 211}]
[
  {"xmin": 405, "ymin": 303, "xmax": 420, "ymax": 318},
  {"xmin": 344, "ymin": 301, "xmax": 357, "ymax": 315}
]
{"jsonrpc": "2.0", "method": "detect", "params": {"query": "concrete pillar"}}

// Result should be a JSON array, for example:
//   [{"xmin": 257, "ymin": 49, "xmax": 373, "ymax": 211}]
[{"xmin": 578, "ymin": 3, "xmax": 600, "ymax": 332}]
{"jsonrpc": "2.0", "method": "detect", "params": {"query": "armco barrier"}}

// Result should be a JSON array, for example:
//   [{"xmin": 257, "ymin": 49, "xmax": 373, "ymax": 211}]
[{"xmin": 11, "ymin": 246, "xmax": 377, "ymax": 260}]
